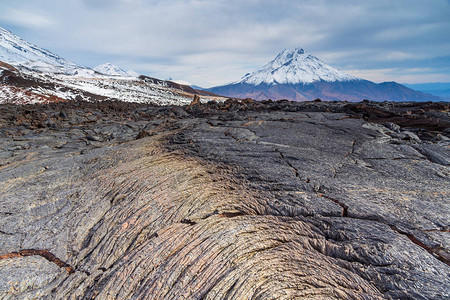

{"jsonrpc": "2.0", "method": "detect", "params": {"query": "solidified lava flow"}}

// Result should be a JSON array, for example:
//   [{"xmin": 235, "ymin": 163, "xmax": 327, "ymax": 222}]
[{"xmin": 0, "ymin": 99, "xmax": 449, "ymax": 299}]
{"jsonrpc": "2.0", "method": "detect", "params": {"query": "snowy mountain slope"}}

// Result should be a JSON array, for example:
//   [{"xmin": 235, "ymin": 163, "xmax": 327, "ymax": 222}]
[
  {"xmin": 0, "ymin": 27, "xmax": 225, "ymax": 105},
  {"xmin": 208, "ymin": 48, "xmax": 441, "ymax": 102},
  {"xmin": 238, "ymin": 48, "xmax": 358, "ymax": 85},
  {"xmin": 0, "ymin": 64, "xmax": 225, "ymax": 105},
  {"xmin": 0, "ymin": 27, "xmax": 91, "ymax": 75},
  {"xmin": 94, "ymin": 63, "xmax": 130, "ymax": 77},
  {"xmin": 126, "ymin": 69, "xmax": 139, "ymax": 77}
]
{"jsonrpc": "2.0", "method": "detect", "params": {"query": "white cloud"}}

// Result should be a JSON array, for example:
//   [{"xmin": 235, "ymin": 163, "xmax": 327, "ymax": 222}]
[
  {"xmin": 1, "ymin": 0, "xmax": 449, "ymax": 86},
  {"xmin": 0, "ymin": 9, "xmax": 53, "ymax": 28}
]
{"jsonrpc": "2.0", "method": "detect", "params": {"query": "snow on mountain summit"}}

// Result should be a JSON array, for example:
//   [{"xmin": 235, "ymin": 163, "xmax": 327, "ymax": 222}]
[
  {"xmin": 239, "ymin": 48, "xmax": 358, "ymax": 85},
  {"xmin": 94, "ymin": 63, "xmax": 131, "ymax": 76},
  {"xmin": 0, "ymin": 27, "xmax": 87, "ymax": 74}
]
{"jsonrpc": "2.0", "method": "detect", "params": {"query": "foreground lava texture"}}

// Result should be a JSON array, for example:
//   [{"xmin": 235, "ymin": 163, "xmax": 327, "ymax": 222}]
[{"xmin": 0, "ymin": 99, "xmax": 449, "ymax": 299}]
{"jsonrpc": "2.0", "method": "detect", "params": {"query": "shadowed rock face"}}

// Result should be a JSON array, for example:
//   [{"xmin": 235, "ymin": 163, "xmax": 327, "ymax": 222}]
[{"xmin": 0, "ymin": 100, "xmax": 449, "ymax": 299}]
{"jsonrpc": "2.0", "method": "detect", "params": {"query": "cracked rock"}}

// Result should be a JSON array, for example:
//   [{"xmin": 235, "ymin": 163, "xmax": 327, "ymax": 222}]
[{"xmin": 0, "ymin": 100, "xmax": 448, "ymax": 299}]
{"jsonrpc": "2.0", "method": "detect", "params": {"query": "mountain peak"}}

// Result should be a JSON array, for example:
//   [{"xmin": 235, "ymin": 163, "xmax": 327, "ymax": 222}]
[
  {"xmin": 279, "ymin": 47, "xmax": 305, "ymax": 58},
  {"xmin": 93, "ymin": 63, "xmax": 130, "ymax": 76},
  {"xmin": 238, "ymin": 48, "xmax": 358, "ymax": 85}
]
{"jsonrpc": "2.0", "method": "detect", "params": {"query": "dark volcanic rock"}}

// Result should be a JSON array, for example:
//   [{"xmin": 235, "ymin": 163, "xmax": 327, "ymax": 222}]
[{"xmin": 0, "ymin": 100, "xmax": 448, "ymax": 299}]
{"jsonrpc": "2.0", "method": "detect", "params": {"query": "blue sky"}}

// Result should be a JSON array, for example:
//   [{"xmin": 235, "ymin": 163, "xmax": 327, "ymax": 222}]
[{"xmin": 1, "ymin": 0, "xmax": 449, "ymax": 87}]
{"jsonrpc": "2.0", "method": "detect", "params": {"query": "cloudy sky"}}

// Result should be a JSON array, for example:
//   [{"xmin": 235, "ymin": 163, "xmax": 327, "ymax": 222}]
[{"xmin": 1, "ymin": 0, "xmax": 449, "ymax": 87}]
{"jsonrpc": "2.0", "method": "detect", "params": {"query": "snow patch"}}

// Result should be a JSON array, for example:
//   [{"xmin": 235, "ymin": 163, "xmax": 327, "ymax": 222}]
[{"xmin": 172, "ymin": 79, "xmax": 192, "ymax": 86}]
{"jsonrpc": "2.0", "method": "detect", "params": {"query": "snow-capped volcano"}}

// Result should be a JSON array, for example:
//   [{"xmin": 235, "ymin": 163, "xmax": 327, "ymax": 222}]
[
  {"xmin": 207, "ymin": 48, "xmax": 440, "ymax": 102},
  {"xmin": 0, "ymin": 27, "xmax": 88, "ymax": 75},
  {"xmin": 239, "ymin": 48, "xmax": 358, "ymax": 85},
  {"xmin": 94, "ymin": 63, "xmax": 132, "ymax": 77}
]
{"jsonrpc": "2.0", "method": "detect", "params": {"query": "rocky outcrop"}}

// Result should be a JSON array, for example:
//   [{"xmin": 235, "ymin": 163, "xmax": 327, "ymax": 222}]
[{"xmin": 0, "ymin": 100, "xmax": 448, "ymax": 299}]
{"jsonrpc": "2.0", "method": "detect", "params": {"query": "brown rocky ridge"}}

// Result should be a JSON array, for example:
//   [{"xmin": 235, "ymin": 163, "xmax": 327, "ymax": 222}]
[{"xmin": 0, "ymin": 99, "xmax": 449, "ymax": 299}]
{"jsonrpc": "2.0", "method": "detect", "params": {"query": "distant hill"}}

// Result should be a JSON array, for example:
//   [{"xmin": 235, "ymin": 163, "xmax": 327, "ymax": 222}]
[
  {"xmin": 190, "ymin": 85, "xmax": 205, "ymax": 90},
  {"xmin": 403, "ymin": 83, "xmax": 450, "ymax": 99}
]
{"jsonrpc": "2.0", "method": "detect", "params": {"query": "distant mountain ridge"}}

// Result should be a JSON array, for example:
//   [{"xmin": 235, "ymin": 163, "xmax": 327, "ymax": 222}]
[
  {"xmin": 208, "ymin": 48, "xmax": 441, "ymax": 102},
  {"xmin": 0, "ymin": 26, "xmax": 441, "ymax": 103},
  {"xmin": 403, "ymin": 82, "xmax": 450, "ymax": 99},
  {"xmin": 0, "ymin": 27, "xmax": 225, "ymax": 105}
]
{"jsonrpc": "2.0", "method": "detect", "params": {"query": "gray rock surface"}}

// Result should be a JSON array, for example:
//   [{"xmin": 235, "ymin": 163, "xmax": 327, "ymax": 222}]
[{"xmin": 0, "ymin": 100, "xmax": 448, "ymax": 299}]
